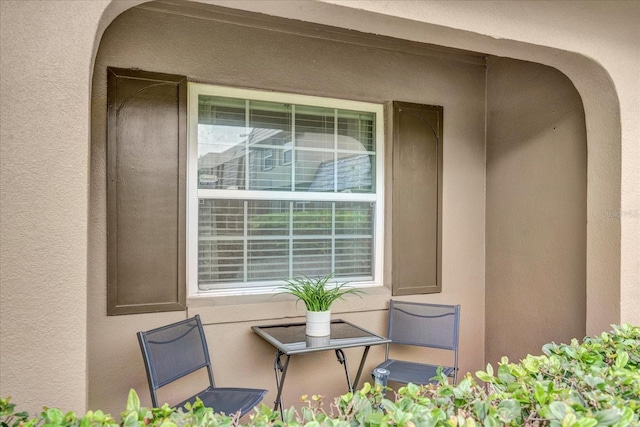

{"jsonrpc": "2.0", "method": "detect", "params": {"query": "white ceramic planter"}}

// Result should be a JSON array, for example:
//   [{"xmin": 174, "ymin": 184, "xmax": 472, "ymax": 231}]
[
  {"xmin": 306, "ymin": 335, "xmax": 330, "ymax": 347},
  {"xmin": 306, "ymin": 310, "xmax": 331, "ymax": 336}
]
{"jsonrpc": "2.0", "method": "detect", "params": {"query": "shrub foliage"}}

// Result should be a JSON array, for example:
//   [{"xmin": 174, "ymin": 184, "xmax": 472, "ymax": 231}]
[{"xmin": 2, "ymin": 324, "xmax": 638, "ymax": 427}]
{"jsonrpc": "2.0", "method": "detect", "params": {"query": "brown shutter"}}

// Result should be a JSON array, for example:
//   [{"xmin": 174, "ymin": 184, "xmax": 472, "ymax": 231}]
[
  {"xmin": 107, "ymin": 67, "xmax": 186, "ymax": 315},
  {"xmin": 392, "ymin": 101, "xmax": 443, "ymax": 295}
]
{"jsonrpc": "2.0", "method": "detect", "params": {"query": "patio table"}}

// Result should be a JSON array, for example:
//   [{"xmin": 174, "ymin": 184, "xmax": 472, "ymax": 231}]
[{"xmin": 251, "ymin": 319, "xmax": 390, "ymax": 415}]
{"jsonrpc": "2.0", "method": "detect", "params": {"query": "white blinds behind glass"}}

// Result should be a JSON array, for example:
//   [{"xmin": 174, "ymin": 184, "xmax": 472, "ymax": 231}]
[
  {"xmin": 193, "ymin": 88, "xmax": 380, "ymax": 291},
  {"xmin": 198, "ymin": 200, "xmax": 374, "ymax": 287}
]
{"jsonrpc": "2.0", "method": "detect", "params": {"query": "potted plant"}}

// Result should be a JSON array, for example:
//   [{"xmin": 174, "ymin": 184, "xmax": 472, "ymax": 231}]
[{"xmin": 278, "ymin": 273, "xmax": 363, "ymax": 337}]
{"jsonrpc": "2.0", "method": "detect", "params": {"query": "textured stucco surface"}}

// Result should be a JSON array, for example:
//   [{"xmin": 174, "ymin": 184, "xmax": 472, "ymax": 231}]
[
  {"xmin": 89, "ymin": 6, "xmax": 486, "ymax": 415},
  {"xmin": 207, "ymin": 0, "xmax": 638, "ymax": 331},
  {"xmin": 0, "ymin": 0, "xmax": 108, "ymax": 413},
  {"xmin": 486, "ymin": 57, "xmax": 588, "ymax": 365},
  {"xmin": 1, "ymin": 0, "xmax": 638, "ymax": 417}
]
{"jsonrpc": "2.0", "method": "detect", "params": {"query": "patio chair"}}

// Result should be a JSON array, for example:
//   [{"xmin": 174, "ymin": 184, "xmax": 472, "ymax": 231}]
[
  {"xmin": 137, "ymin": 315, "xmax": 267, "ymax": 416},
  {"xmin": 373, "ymin": 300, "xmax": 460, "ymax": 385}
]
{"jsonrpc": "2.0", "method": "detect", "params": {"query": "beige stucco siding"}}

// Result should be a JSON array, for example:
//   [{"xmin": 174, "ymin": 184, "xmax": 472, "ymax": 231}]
[
  {"xmin": 0, "ymin": 0, "xmax": 108, "ymax": 414},
  {"xmin": 486, "ymin": 57, "xmax": 588, "ymax": 365},
  {"xmin": 1, "ymin": 0, "xmax": 637, "ymax": 418},
  {"xmin": 89, "ymin": 5, "xmax": 486, "ymax": 415},
  {"xmin": 275, "ymin": 0, "xmax": 637, "ymax": 333}
]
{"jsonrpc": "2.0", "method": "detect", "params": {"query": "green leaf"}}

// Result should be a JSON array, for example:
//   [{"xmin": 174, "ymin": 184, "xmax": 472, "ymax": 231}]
[
  {"xmin": 475, "ymin": 371, "xmax": 493, "ymax": 383},
  {"xmin": 126, "ymin": 389, "xmax": 140, "ymax": 412},
  {"xmin": 360, "ymin": 382, "xmax": 371, "ymax": 395},
  {"xmin": 562, "ymin": 413, "xmax": 577, "ymax": 427},
  {"xmin": 583, "ymin": 375, "xmax": 605, "ymax": 389},
  {"xmin": 496, "ymin": 400, "xmax": 521, "ymax": 423},
  {"xmin": 121, "ymin": 411, "xmax": 139, "ymax": 427},
  {"xmin": 485, "ymin": 364, "xmax": 494, "ymax": 377},
  {"xmin": 614, "ymin": 352, "xmax": 629, "ymax": 369},
  {"xmin": 430, "ymin": 409, "xmax": 447, "ymax": 422},
  {"xmin": 497, "ymin": 364, "xmax": 515, "ymax": 383},
  {"xmin": 44, "ymin": 408, "xmax": 64, "ymax": 424},
  {"xmin": 594, "ymin": 408, "xmax": 621, "ymax": 426},
  {"xmin": 616, "ymin": 407, "xmax": 634, "ymax": 426},
  {"xmin": 483, "ymin": 415, "xmax": 499, "ymax": 427},
  {"xmin": 545, "ymin": 402, "xmax": 569, "ymax": 421},
  {"xmin": 364, "ymin": 412, "xmax": 385, "ymax": 427},
  {"xmin": 457, "ymin": 378, "xmax": 472, "ymax": 394},
  {"xmin": 575, "ymin": 418, "xmax": 598, "ymax": 427},
  {"xmin": 534, "ymin": 382, "xmax": 548, "ymax": 405},
  {"xmin": 381, "ymin": 400, "xmax": 397, "ymax": 413},
  {"xmin": 276, "ymin": 273, "xmax": 363, "ymax": 311}
]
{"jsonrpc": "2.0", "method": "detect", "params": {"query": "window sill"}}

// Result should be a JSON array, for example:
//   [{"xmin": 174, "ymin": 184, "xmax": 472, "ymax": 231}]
[{"xmin": 187, "ymin": 285, "xmax": 391, "ymax": 325}]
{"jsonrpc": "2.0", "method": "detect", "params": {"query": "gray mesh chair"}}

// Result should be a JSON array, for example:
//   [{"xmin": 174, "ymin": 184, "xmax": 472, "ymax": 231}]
[
  {"xmin": 137, "ymin": 315, "xmax": 267, "ymax": 416},
  {"xmin": 373, "ymin": 301, "xmax": 461, "ymax": 385}
]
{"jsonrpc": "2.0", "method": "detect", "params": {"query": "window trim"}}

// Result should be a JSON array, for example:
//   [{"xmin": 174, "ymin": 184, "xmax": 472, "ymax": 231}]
[
  {"xmin": 187, "ymin": 83, "xmax": 385, "ymax": 297},
  {"xmin": 262, "ymin": 149, "xmax": 273, "ymax": 171},
  {"xmin": 282, "ymin": 142, "xmax": 292, "ymax": 166}
]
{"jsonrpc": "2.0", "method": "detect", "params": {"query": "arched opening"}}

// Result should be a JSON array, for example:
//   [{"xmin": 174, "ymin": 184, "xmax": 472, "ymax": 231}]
[{"xmin": 87, "ymin": 0, "xmax": 619, "ymax": 416}]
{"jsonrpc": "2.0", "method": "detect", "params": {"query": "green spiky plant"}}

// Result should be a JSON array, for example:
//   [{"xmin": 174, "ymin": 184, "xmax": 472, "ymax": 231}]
[{"xmin": 277, "ymin": 273, "xmax": 363, "ymax": 312}]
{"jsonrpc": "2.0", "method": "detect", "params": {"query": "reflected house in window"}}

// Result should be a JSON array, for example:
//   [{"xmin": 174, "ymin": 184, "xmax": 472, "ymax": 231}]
[
  {"xmin": 198, "ymin": 149, "xmax": 245, "ymax": 189},
  {"xmin": 309, "ymin": 154, "xmax": 371, "ymax": 193},
  {"xmin": 192, "ymin": 88, "xmax": 380, "ymax": 289},
  {"xmin": 198, "ymin": 127, "xmax": 290, "ymax": 190},
  {"xmin": 198, "ymin": 129, "xmax": 372, "ymax": 193}
]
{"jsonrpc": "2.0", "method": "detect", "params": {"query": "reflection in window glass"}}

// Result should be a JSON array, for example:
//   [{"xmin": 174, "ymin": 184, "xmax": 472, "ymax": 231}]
[
  {"xmin": 293, "ymin": 239, "xmax": 331, "ymax": 277},
  {"xmin": 248, "ymin": 240, "xmax": 289, "ymax": 281},
  {"xmin": 197, "ymin": 199, "xmax": 374, "ymax": 287},
  {"xmin": 197, "ymin": 96, "xmax": 375, "ymax": 193},
  {"xmin": 190, "ymin": 84, "xmax": 382, "ymax": 293}
]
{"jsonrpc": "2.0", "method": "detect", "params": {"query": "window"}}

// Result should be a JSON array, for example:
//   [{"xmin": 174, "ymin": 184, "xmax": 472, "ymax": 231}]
[
  {"xmin": 283, "ymin": 142, "xmax": 292, "ymax": 166},
  {"xmin": 188, "ymin": 84, "xmax": 384, "ymax": 295},
  {"xmin": 262, "ymin": 149, "xmax": 273, "ymax": 171}
]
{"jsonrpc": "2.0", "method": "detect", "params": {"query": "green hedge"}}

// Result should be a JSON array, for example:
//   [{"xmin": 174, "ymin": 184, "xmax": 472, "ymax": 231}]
[{"xmin": 2, "ymin": 324, "xmax": 639, "ymax": 427}]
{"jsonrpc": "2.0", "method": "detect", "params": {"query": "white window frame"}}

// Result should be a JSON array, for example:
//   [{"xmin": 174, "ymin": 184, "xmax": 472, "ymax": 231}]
[
  {"xmin": 282, "ymin": 141, "xmax": 292, "ymax": 166},
  {"xmin": 187, "ymin": 83, "xmax": 384, "ymax": 297}
]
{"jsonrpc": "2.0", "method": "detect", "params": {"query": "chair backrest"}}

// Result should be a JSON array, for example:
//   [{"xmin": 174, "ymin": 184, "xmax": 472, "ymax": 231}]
[
  {"xmin": 387, "ymin": 300, "xmax": 460, "ymax": 352},
  {"xmin": 137, "ymin": 315, "xmax": 215, "ymax": 407}
]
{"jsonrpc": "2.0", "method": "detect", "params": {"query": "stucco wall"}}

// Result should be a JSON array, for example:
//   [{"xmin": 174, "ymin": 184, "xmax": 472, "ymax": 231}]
[
  {"xmin": 88, "ymin": 5, "xmax": 486, "ymax": 415},
  {"xmin": 1, "ymin": 0, "xmax": 637, "ymax": 417},
  {"xmin": 0, "ymin": 0, "xmax": 108, "ymax": 414},
  {"xmin": 258, "ymin": 0, "xmax": 637, "ymax": 333},
  {"xmin": 485, "ymin": 57, "xmax": 587, "ymax": 365}
]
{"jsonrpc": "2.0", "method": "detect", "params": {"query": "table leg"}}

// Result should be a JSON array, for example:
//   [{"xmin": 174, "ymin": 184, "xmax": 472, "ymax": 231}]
[
  {"xmin": 352, "ymin": 345, "xmax": 371, "ymax": 390},
  {"xmin": 273, "ymin": 349, "xmax": 290, "ymax": 416},
  {"xmin": 334, "ymin": 349, "xmax": 353, "ymax": 392},
  {"xmin": 335, "ymin": 345, "xmax": 373, "ymax": 392}
]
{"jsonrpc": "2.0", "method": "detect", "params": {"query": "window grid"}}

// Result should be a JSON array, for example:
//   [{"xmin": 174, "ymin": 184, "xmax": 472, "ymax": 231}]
[
  {"xmin": 289, "ymin": 201, "xmax": 294, "ymax": 276},
  {"xmin": 189, "ymin": 83, "xmax": 383, "ymax": 295},
  {"xmin": 334, "ymin": 109, "xmax": 338, "ymax": 193},
  {"xmin": 243, "ymin": 200, "xmax": 248, "ymax": 282},
  {"xmin": 244, "ymin": 100, "xmax": 250, "ymax": 190},
  {"xmin": 292, "ymin": 105, "xmax": 297, "ymax": 191},
  {"xmin": 197, "ymin": 198, "xmax": 376, "ymax": 288},
  {"xmin": 331, "ymin": 202, "xmax": 336, "ymax": 272}
]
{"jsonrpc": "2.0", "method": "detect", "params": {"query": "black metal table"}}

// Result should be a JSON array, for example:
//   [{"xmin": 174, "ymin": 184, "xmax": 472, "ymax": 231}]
[{"xmin": 251, "ymin": 319, "xmax": 390, "ymax": 415}]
